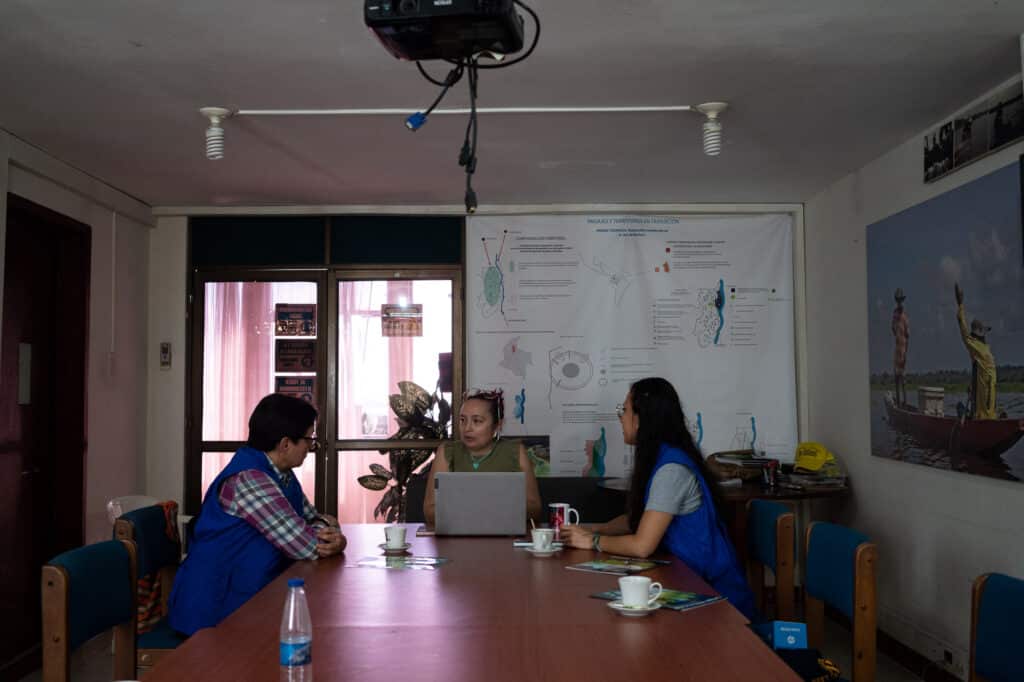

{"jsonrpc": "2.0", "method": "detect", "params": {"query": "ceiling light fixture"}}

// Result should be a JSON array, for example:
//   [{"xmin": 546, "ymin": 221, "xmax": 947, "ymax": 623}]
[
  {"xmin": 199, "ymin": 107, "xmax": 232, "ymax": 160},
  {"xmin": 695, "ymin": 102, "xmax": 728, "ymax": 156},
  {"xmin": 196, "ymin": 102, "xmax": 729, "ymax": 160}
]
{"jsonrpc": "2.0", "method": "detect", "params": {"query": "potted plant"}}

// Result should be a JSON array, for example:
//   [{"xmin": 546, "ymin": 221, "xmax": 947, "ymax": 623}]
[{"xmin": 357, "ymin": 381, "xmax": 451, "ymax": 522}]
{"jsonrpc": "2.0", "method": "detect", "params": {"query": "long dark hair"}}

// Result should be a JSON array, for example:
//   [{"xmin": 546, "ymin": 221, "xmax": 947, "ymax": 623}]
[{"xmin": 625, "ymin": 377, "xmax": 722, "ymax": 531}]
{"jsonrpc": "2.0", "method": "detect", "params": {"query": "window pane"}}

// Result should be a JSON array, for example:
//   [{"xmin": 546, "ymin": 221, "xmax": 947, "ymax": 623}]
[
  {"xmin": 201, "ymin": 450, "xmax": 317, "ymax": 508},
  {"xmin": 337, "ymin": 450, "xmax": 432, "ymax": 524},
  {"xmin": 336, "ymin": 280, "xmax": 452, "ymax": 439},
  {"xmin": 202, "ymin": 281, "xmax": 317, "ymax": 440}
]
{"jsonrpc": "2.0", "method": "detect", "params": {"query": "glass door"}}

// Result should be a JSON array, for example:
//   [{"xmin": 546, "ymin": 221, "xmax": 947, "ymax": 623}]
[
  {"xmin": 329, "ymin": 267, "xmax": 462, "ymax": 522},
  {"xmin": 188, "ymin": 270, "xmax": 328, "ymax": 511}
]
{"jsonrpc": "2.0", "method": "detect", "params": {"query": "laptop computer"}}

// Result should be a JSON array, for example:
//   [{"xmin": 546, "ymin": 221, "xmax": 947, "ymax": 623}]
[{"xmin": 434, "ymin": 472, "xmax": 526, "ymax": 536}]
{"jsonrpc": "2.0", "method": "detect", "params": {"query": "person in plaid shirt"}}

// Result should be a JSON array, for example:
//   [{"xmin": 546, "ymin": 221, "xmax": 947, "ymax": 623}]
[{"xmin": 170, "ymin": 394, "xmax": 346, "ymax": 634}]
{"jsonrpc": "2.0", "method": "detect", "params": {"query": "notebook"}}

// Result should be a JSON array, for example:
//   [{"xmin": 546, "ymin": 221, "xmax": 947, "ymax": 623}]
[{"xmin": 434, "ymin": 471, "xmax": 526, "ymax": 536}]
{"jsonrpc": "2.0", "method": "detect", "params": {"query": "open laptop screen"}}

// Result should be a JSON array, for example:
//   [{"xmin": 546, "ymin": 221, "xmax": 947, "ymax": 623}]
[{"xmin": 434, "ymin": 472, "xmax": 526, "ymax": 536}]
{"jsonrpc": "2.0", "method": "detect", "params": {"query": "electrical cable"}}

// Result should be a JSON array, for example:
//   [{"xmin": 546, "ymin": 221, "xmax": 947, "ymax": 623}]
[
  {"xmin": 471, "ymin": 1, "xmax": 540, "ymax": 70},
  {"xmin": 441, "ymin": 0, "xmax": 539, "ymax": 71},
  {"xmin": 410, "ymin": 1, "xmax": 541, "ymax": 211},
  {"xmin": 463, "ymin": 60, "xmax": 480, "ymax": 212}
]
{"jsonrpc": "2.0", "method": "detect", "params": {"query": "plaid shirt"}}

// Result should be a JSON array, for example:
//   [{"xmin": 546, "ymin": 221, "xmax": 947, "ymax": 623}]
[{"xmin": 219, "ymin": 457, "xmax": 321, "ymax": 560}]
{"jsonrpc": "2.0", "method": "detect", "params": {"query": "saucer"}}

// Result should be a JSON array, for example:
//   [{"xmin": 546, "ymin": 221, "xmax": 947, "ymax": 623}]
[
  {"xmin": 524, "ymin": 544, "xmax": 560, "ymax": 557},
  {"xmin": 607, "ymin": 600, "xmax": 661, "ymax": 617},
  {"xmin": 378, "ymin": 542, "xmax": 412, "ymax": 555}
]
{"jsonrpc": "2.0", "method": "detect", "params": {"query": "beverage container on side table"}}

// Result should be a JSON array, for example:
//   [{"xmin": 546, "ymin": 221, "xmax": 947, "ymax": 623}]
[
  {"xmin": 762, "ymin": 459, "xmax": 779, "ymax": 489},
  {"xmin": 280, "ymin": 578, "xmax": 313, "ymax": 682}
]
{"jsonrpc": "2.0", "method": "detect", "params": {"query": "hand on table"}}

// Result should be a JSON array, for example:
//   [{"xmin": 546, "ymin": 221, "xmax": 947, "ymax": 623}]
[
  {"xmin": 558, "ymin": 524, "xmax": 594, "ymax": 550},
  {"xmin": 316, "ymin": 526, "xmax": 347, "ymax": 557}
]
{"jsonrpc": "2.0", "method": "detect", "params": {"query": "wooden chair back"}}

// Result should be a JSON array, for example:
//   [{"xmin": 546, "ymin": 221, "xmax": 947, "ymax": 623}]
[
  {"xmin": 113, "ymin": 503, "xmax": 184, "ymax": 671},
  {"xmin": 41, "ymin": 539, "xmax": 137, "ymax": 682},
  {"xmin": 804, "ymin": 521, "xmax": 877, "ymax": 682},
  {"xmin": 745, "ymin": 498, "xmax": 795, "ymax": 620}
]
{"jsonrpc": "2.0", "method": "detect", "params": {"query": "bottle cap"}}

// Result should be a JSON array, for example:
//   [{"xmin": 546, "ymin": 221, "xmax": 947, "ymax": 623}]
[{"xmin": 287, "ymin": 578, "xmax": 305, "ymax": 588}]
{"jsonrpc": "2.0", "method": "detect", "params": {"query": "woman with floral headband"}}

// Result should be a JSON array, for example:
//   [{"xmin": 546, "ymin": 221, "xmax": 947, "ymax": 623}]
[{"xmin": 423, "ymin": 388, "xmax": 542, "ymax": 525}]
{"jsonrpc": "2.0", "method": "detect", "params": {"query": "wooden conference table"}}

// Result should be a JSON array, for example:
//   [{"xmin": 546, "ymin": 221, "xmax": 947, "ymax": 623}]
[{"xmin": 146, "ymin": 525, "xmax": 800, "ymax": 682}]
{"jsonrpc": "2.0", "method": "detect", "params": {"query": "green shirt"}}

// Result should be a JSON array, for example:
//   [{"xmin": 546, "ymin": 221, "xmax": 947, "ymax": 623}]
[{"xmin": 444, "ymin": 438, "xmax": 522, "ymax": 472}]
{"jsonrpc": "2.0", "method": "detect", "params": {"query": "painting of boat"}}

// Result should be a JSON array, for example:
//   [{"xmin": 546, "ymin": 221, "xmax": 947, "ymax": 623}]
[{"xmin": 883, "ymin": 394, "xmax": 1024, "ymax": 458}]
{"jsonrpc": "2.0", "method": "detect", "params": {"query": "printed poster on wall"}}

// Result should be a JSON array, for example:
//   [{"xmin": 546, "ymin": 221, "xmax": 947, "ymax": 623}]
[
  {"xmin": 466, "ymin": 213, "xmax": 798, "ymax": 477},
  {"xmin": 276, "ymin": 376, "xmax": 317, "ymax": 404},
  {"xmin": 867, "ymin": 161, "xmax": 1024, "ymax": 483},
  {"xmin": 276, "ymin": 303, "xmax": 316, "ymax": 336},
  {"xmin": 275, "ymin": 339, "xmax": 316, "ymax": 372},
  {"xmin": 381, "ymin": 304, "xmax": 423, "ymax": 337}
]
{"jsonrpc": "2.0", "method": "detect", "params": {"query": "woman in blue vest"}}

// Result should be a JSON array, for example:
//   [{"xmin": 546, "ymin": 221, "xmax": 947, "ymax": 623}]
[
  {"xmin": 169, "ymin": 394, "xmax": 347, "ymax": 635},
  {"xmin": 561, "ymin": 377, "xmax": 755, "ymax": 620}
]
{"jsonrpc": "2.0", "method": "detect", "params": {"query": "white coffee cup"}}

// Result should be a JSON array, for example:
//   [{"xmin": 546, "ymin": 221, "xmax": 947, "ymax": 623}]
[
  {"xmin": 618, "ymin": 575, "xmax": 662, "ymax": 608},
  {"xmin": 384, "ymin": 525, "xmax": 407, "ymax": 548},
  {"xmin": 531, "ymin": 527, "xmax": 555, "ymax": 551}
]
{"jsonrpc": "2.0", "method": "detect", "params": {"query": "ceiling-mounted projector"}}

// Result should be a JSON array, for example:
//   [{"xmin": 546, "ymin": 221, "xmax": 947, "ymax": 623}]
[{"xmin": 365, "ymin": 0, "xmax": 525, "ymax": 61}]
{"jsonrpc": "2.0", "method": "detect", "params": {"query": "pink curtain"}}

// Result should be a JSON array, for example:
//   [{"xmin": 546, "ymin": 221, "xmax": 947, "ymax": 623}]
[
  {"xmin": 200, "ymin": 282, "xmax": 316, "ymax": 503},
  {"xmin": 201, "ymin": 283, "xmax": 274, "ymax": 496}
]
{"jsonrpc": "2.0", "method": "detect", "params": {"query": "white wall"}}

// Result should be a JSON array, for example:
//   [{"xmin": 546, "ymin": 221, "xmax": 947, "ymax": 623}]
[
  {"xmin": 0, "ymin": 130, "xmax": 153, "ymax": 544},
  {"xmin": 805, "ymin": 78, "xmax": 1024, "ymax": 675},
  {"xmin": 145, "ymin": 216, "xmax": 188, "ymax": 504}
]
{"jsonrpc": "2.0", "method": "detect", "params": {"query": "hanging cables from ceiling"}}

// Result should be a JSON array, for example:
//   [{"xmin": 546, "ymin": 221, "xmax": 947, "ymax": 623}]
[{"xmin": 407, "ymin": 0, "xmax": 540, "ymax": 213}]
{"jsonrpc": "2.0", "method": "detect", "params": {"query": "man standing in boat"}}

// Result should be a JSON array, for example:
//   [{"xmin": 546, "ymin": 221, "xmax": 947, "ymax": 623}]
[
  {"xmin": 891, "ymin": 288, "xmax": 910, "ymax": 407},
  {"xmin": 954, "ymin": 282, "xmax": 996, "ymax": 419}
]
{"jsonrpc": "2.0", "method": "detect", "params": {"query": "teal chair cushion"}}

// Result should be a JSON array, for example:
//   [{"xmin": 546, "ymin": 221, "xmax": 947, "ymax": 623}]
[
  {"xmin": 47, "ymin": 540, "xmax": 134, "ymax": 651},
  {"xmin": 805, "ymin": 522, "xmax": 869, "ymax": 620},
  {"xmin": 747, "ymin": 499, "xmax": 791, "ymax": 571},
  {"xmin": 976, "ymin": 573, "xmax": 1024, "ymax": 682},
  {"xmin": 116, "ymin": 504, "xmax": 180, "ymax": 577}
]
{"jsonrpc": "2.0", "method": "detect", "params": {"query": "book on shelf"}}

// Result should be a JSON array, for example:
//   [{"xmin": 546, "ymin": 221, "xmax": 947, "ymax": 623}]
[{"xmin": 591, "ymin": 588, "xmax": 725, "ymax": 612}]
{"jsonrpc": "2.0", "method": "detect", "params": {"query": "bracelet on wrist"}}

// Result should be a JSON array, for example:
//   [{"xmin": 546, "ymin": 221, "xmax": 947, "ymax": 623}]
[{"xmin": 591, "ymin": 532, "xmax": 602, "ymax": 552}]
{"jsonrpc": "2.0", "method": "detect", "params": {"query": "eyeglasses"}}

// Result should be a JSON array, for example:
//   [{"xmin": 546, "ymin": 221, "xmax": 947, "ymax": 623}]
[
  {"xmin": 615, "ymin": 404, "xmax": 625, "ymax": 418},
  {"xmin": 299, "ymin": 436, "xmax": 321, "ymax": 451}
]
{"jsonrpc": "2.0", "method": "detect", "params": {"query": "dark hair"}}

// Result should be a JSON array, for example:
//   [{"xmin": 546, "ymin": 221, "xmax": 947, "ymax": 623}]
[
  {"xmin": 625, "ymin": 377, "xmax": 721, "ymax": 531},
  {"xmin": 246, "ymin": 394, "xmax": 318, "ymax": 452},
  {"xmin": 462, "ymin": 388, "xmax": 504, "ymax": 422}
]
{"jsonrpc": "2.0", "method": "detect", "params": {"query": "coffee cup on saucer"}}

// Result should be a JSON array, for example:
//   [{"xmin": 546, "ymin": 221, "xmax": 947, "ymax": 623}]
[
  {"xmin": 384, "ymin": 525, "xmax": 407, "ymax": 549},
  {"xmin": 531, "ymin": 527, "xmax": 555, "ymax": 551},
  {"xmin": 618, "ymin": 576, "xmax": 662, "ymax": 608}
]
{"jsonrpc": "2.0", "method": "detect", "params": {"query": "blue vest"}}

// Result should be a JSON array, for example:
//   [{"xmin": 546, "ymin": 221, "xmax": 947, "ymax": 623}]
[
  {"xmin": 644, "ymin": 444, "xmax": 756, "ymax": 620},
  {"xmin": 169, "ymin": 447, "xmax": 307, "ymax": 634}
]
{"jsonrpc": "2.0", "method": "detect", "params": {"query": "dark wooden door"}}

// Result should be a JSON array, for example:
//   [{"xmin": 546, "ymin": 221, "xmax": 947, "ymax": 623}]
[{"xmin": 0, "ymin": 194, "xmax": 89, "ymax": 677}]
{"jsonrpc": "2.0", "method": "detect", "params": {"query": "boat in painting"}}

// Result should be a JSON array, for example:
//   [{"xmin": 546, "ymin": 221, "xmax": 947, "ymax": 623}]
[{"xmin": 884, "ymin": 394, "xmax": 1024, "ymax": 457}]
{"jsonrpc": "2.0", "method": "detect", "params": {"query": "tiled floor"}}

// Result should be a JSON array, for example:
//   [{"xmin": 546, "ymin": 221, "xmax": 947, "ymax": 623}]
[
  {"xmin": 21, "ymin": 617, "xmax": 924, "ymax": 682},
  {"xmin": 18, "ymin": 635, "xmax": 117, "ymax": 682},
  {"xmin": 821, "ymin": 617, "xmax": 923, "ymax": 682}
]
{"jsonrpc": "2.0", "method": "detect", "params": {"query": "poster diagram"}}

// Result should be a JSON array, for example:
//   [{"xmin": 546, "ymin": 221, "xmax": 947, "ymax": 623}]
[{"xmin": 467, "ymin": 214, "xmax": 797, "ymax": 476}]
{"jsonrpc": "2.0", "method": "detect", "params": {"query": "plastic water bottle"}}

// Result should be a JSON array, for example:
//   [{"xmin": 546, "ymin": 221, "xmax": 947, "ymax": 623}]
[{"xmin": 280, "ymin": 578, "xmax": 313, "ymax": 681}]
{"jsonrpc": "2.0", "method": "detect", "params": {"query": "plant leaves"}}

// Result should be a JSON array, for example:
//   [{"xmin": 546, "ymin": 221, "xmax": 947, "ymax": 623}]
[
  {"xmin": 369, "ymin": 463, "xmax": 393, "ymax": 480},
  {"xmin": 357, "ymin": 474, "xmax": 389, "ymax": 491},
  {"xmin": 374, "ymin": 486, "xmax": 399, "ymax": 521},
  {"xmin": 410, "ymin": 450, "xmax": 432, "ymax": 472},
  {"xmin": 398, "ymin": 381, "xmax": 432, "ymax": 412}
]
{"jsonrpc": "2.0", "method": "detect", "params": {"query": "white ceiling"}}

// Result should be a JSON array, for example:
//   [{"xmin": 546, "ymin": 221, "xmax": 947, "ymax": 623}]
[{"xmin": 1, "ymin": 1, "xmax": 1022, "ymax": 209}]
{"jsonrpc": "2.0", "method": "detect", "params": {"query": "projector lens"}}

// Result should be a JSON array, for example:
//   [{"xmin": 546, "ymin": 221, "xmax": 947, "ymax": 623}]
[{"xmin": 398, "ymin": 0, "xmax": 418, "ymax": 14}]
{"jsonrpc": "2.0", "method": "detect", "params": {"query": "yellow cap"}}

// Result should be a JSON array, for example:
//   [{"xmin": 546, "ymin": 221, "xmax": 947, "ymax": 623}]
[{"xmin": 794, "ymin": 442, "xmax": 835, "ymax": 472}]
